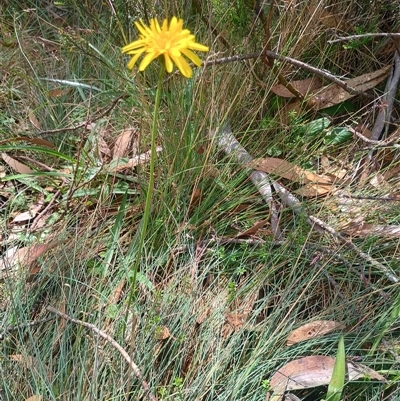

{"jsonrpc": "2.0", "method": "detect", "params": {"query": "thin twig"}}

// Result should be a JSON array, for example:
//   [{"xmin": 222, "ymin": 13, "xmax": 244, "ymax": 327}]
[
  {"xmin": 351, "ymin": 125, "xmax": 400, "ymax": 147},
  {"xmin": 307, "ymin": 216, "xmax": 398, "ymax": 283},
  {"xmin": 46, "ymin": 305, "xmax": 157, "ymax": 401},
  {"xmin": 204, "ymin": 51, "xmax": 373, "ymax": 99},
  {"xmin": 328, "ymin": 33, "xmax": 400, "ymax": 44},
  {"xmin": 30, "ymin": 190, "xmax": 61, "ymax": 230},
  {"xmin": 38, "ymin": 94, "xmax": 125, "ymax": 135},
  {"xmin": 0, "ymin": 317, "xmax": 55, "ymax": 341},
  {"xmin": 337, "ymin": 193, "xmax": 400, "ymax": 202}
]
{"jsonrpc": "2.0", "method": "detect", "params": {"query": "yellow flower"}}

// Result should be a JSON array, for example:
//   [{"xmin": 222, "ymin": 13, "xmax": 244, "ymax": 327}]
[{"xmin": 122, "ymin": 17, "xmax": 209, "ymax": 78}]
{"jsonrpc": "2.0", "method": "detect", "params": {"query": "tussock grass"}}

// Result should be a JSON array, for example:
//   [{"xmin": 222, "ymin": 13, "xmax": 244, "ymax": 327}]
[{"xmin": 1, "ymin": 1, "xmax": 399, "ymax": 400}]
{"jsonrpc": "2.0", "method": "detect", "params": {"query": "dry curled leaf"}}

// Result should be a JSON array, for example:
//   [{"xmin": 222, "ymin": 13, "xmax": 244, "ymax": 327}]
[
  {"xmin": 0, "ymin": 242, "xmax": 58, "ymax": 275},
  {"xmin": 272, "ymin": 77, "xmax": 322, "ymax": 98},
  {"xmin": 108, "ymin": 146, "xmax": 162, "ymax": 172},
  {"xmin": 235, "ymin": 218, "xmax": 270, "ymax": 238},
  {"xmin": 25, "ymin": 396, "xmax": 43, "ymax": 401},
  {"xmin": 287, "ymin": 320, "xmax": 343, "ymax": 346},
  {"xmin": 250, "ymin": 158, "xmax": 333, "ymax": 185},
  {"xmin": 28, "ymin": 112, "xmax": 41, "ymax": 129},
  {"xmin": 269, "ymin": 356, "xmax": 335, "ymax": 400},
  {"xmin": 14, "ymin": 136, "xmax": 56, "ymax": 149},
  {"xmin": 1, "ymin": 152, "xmax": 33, "ymax": 174},
  {"xmin": 222, "ymin": 312, "xmax": 248, "ymax": 338},
  {"xmin": 267, "ymin": 356, "xmax": 385, "ymax": 401},
  {"xmin": 309, "ymin": 65, "xmax": 391, "ymax": 110},
  {"xmin": 113, "ymin": 128, "xmax": 138, "ymax": 158},
  {"xmin": 343, "ymin": 223, "xmax": 400, "ymax": 238},
  {"xmin": 155, "ymin": 326, "xmax": 171, "ymax": 340},
  {"xmin": 294, "ymin": 183, "xmax": 334, "ymax": 197}
]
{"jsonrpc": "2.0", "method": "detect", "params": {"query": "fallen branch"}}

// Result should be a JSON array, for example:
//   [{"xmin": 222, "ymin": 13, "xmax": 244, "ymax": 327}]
[
  {"xmin": 210, "ymin": 124, "xmax": 399, "ymax": 284},
  {"xmin": 46, "ymin": 305, "xmax": 157, "ymax": 401}
]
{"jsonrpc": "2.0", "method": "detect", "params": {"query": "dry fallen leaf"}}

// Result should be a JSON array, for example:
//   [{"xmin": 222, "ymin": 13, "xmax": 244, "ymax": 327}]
[
  {"xmin": 235, "ymin": 218, "xmax": 270, "ymax": 238},
  {"xmin": 97, "ymin": 135, "xmax": 112, "ymax": 159},
  {"xmin": 0, "ymin": 242, "xmax": 58, "ymax": 275},
  {"xmin": 25, "ymin": 396, "xmax": 43, "ymax": 401},
  {"xmin": 108, "ymin": 146, "xmax": 162, "ymax": 172},
  {"xmin": 12, "ymin": 198, "xmax": 44, "ymax": 224},
  {"xmin": 267, "ymin": 356, "xmax": 385, "ymax": 401},
  {"xmin": 269, "ymin": 356, "xmax": 335, "ymax": 399},
  {"xmin": 369, "ymin": 173, "xmax": 388, "ymax": 189},
  {"xmin": 342, "ymin": 224, "xmax": 400, "ymax": 238},
  {"xmin": 195, "ymin": 299, "xmax": 211, "ymax": 325},
  {"xmin": 295, "ymin": 183, "xmax": 334, "ymax": 197},
  {"xmin": 1, "ymin": 152, "xmax": 33, "ymax": 174},
  {"xmin": 309, "ymin": 65, "xmax": 391, "ymax": 110},
  {"xmin": 347, "ymin": 360, "xmax": 386, "ymax": 381},
  {"xmin": 14, "ymin": 136, "xmax": 56, "ymax": 149},
  {"xmin": 155, "ymin": 326, "xmax": 171, "ymax": 340},
  {"xmin": 287, "ymin": 320, "xmax": 344, "ymax": 345},
  {"xmin": 318, "ymin": 9, "xmax": 347, "ymax": 30},
  {"xmin": 48, "ymin": 87, "xmax": 71, "ymax": 98},
  {"xmin": 250, "ymin": 158, "xmax": 333, "ymax": 185},
  {"xmin": 113, "ymin": 128, "xmax": 138, "ymax": 158},
  {"xmin": 222, "ymin": 312, "xmax": 248, "ymax": 338},
  {"xmin": 28, "ymin": 112, "xmax": 41, "ymax": 130},
  {"xmin": 271, "ymin": 77, "xmax": 323, "ymax": 98}
]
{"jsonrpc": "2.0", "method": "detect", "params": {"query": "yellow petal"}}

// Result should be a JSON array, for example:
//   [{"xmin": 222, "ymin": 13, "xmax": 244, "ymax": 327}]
[
  {"xmin": 135, "ymin": 19, "xmax": 151, "ymax": 36},
  {"xmin": 127, "ymin": 51, "xmax": 143, "ymax": 69},
  {"xmin": 161, "ymin": 18, "xmax": 168, "ymax": 32},
  {"xmin": 164, "ymin": 53, "xmax": 174, "ymax": 73},
  {"xmin": 151, "ymin": 18, "xmax": 161, "ymax": 34},
  {"xmin": 122, "ymin": 40, "xmax": 145, "ymax": 53},
  {"xmin": 169, "ymin": 48, "xmax": 181, "ymax": 58},
  {"xmin": 181, "ymin": 48, "xmax": 202, "ymax": 66},
  {"xmin": 139, "ymin": 52, "xmax": 158, "ymax": 71},
  {"xmin": 171, "ymin": 54, "xmax": 192, "ymax": 78},
  {"xmin": 188, "ymin": 42, "xmax": 209, "ymax": 52},
  {"xmin": 169, "ymin": 17, "xmax": 178, "ymax": 31}
]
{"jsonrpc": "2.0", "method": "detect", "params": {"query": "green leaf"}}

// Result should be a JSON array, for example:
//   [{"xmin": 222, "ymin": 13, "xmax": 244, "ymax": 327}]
[
  {"xmin": 322, "ymin": 100, "xmax": 357, "ymax": 116},
  {"xmin": 326, "ymin": 335, "xmax": 346, "ymax": 401},
  {"xmin": 325, "ymin": 127, "xmax": 353, "ymax": 145},
  {"xmin": 298, "ymin": 117, "xmax": 331, "ymax": 138}
]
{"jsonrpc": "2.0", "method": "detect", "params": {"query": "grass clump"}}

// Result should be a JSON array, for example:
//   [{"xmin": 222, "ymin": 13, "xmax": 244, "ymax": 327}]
[{"xmin": 1, "ymin": 1, "xmax": 399, "ymax": 400}]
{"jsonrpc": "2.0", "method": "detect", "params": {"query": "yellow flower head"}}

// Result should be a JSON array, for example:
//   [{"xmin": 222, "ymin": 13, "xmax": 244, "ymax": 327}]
[{"xmin": 122, "ymin": 17, "xmax": 209, "ymax": 78}]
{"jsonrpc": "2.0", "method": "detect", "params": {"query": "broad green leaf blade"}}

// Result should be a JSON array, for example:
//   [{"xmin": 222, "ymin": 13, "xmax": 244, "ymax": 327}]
[
  {"xmin": 298, "ymin": 117, "xmax": 331, "ymax": 137},
  {"xmin": 326, "ymin": 335, "xmax": 346, "ymax": 401},
  {"xmin": 325, "ymin": 127, "xmax": 353, "ymax": 145}
]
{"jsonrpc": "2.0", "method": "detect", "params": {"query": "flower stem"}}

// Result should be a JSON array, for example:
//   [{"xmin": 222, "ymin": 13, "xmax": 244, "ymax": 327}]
[{"xmin": 125, "ymin": 66, "xmax": 165, "ymax": 324}]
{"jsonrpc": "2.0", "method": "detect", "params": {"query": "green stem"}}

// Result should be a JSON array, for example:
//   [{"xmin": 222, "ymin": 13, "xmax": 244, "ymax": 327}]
[{"xmin": 125, "ymin": 66, "xmax": 165, "ymax": 324}]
